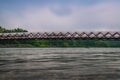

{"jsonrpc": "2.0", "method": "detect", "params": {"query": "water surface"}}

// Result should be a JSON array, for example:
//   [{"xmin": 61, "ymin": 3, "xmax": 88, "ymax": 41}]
[{"xmin": 0, "ymin": 48, "xmax": 120, "ymax": 80}]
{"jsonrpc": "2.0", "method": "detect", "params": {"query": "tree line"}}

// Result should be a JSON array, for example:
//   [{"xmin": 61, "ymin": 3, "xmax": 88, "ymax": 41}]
[
  {"xmin": 0, "ymin": 39, "xmax": 120, "ymax": 48},
  {"xmin": 0, "ymin": 26, "xmax": 28, "ymax": 33}
]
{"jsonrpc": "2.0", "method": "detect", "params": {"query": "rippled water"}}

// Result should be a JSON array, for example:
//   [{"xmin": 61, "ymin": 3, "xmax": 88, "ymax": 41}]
[{"xmin": 0, "ymin": 48, "xmax": 120, "ymax": 80}]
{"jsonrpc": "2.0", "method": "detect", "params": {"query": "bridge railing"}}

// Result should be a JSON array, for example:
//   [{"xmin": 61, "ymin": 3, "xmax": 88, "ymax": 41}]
[{"xmin": 0, "ymin": 32, "xmax": 120, "ymax": 40}]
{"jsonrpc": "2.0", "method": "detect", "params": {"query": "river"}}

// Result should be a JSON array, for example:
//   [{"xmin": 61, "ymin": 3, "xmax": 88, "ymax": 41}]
[{"xmin": 0, "ymin": 48, "xmax": 120, "ymax": 80}]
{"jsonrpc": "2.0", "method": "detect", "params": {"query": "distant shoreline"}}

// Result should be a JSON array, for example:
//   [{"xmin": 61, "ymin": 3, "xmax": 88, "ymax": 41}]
[{"xmin": 0, "ymin": 39, "xmax": 120, "ymax": 48}]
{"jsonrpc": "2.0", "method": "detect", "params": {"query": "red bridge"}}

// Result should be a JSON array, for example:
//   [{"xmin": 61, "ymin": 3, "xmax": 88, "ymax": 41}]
[{"xmin": 0, "ymin": 32, "xmax": 120, "ymax": 40}]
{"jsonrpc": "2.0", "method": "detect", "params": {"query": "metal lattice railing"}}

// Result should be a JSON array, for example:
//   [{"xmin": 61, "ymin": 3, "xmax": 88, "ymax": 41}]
[{"xmin": 0, "ymin": 32, "xmax": 120, "ymax": 40}]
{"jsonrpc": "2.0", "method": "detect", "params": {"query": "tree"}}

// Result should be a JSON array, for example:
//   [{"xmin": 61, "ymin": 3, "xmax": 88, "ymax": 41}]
[{"xmin": 0, "ymin": 26, "xmax": 28, "ymax": 33}]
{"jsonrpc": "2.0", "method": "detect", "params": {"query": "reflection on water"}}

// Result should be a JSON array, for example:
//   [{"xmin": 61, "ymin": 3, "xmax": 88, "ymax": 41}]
[{"xmin": 0, "ymin": 48, "xmax": 120, "ymax": 80}]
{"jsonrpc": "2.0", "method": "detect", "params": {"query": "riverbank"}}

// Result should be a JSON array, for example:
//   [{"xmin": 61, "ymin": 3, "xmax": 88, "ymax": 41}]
[{"xmin": 0, "ymin": 39, "xmax": 120, "ymax": 48}]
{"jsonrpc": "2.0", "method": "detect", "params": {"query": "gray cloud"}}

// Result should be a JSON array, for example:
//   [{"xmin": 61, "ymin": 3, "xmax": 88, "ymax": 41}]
[{"xmin": 0, "ymin": 1, "xmax": 120, "ymax": 32}]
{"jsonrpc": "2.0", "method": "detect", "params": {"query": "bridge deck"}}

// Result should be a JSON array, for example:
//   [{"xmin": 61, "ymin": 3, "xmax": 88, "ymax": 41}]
[{"xmin": 0, "ymin": 32, "xmax": 120, "ymax": 40}]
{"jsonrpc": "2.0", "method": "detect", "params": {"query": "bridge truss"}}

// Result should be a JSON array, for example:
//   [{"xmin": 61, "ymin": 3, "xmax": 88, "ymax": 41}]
[{"xmin": 0, "ymin": 32, "xmax": 120, "ymax": 40}]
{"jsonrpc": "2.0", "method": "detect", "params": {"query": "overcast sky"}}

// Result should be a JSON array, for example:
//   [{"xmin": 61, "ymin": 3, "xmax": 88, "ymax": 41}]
[{"xmin": 0, "ymin": 0, "xmax": 120, "ymax": 32}]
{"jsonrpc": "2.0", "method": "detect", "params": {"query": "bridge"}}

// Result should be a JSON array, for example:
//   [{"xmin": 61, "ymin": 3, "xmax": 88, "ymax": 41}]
[{"xmin": 0, "ymin": 32, "xmax": 120, "ymax": 40}]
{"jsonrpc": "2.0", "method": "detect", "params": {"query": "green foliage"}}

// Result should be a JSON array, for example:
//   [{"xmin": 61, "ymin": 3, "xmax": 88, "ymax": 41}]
[
  {"xmin": 0, "ymin": 26, "xmax": 28, "ymax": 33},
  {"xmin": 0, "ymin": 39, "xmax": 120, "ymax": 48}
]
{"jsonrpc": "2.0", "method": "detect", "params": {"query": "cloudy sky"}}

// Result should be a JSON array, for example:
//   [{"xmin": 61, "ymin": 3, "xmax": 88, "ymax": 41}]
[{"xmin": 0, "ymin": 0, "xmax": 120, "ymax": 32}]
